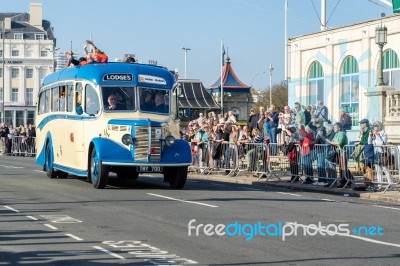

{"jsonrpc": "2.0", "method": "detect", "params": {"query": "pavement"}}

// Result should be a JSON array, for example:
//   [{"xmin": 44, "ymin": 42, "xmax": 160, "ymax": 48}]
[{"xmin": 188, "ymin": 170, "xmax": 400, "ymax": 204}]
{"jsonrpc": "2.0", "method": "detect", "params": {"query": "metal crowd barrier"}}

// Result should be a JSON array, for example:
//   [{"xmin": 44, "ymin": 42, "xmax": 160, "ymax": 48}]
[
  {"xmin": 343, "ymin": 144, "xmax": 400, "ymax": 192},
  {"xmin": 266, "ymin": 143, "xmax": 293, "ymax": 181},
  {"xmin": 10, "ymin": 136, "xmax": 36, "ymax": 156},
  {"xmin": 189, "ymin": 141, "xmax": 239, "ymax": 176},
  {"xmin": 187, "ymin": 140, "xmax": 400, "ymax": 192},
  {"xmin": 372, "ymin": 145, "xmax": 400, "ymax": 193}
]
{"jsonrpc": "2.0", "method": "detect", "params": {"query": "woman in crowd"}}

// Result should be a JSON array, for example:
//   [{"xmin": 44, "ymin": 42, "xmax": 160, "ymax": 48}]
[
  {"xmin": 299, "ymin": 125, "xmax": 315, "ymax": 184},
  {"xmin": 368, "ymin": 121, "xmax": 390, "ymax": 191}
]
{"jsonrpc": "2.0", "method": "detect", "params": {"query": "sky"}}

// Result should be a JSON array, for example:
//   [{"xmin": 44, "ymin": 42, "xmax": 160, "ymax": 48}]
[{"xmin": 2, "ymin": 0, "xmax": 390, "ymax": 89}]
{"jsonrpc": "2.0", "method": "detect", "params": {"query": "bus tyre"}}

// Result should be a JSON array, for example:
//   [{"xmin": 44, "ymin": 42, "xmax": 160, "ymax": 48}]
[
  {"xmin": 57, "ymin": 171, "xmax": 68, "ymax": 179},
  {"xmin": 166, "ymin": 167, "xmax": 188, "ymax": 189},
  {"xmin": 45, "ymin": 144, "xmax": 57, "ymax": 179},
  {"xmin": 89, "ymin": 147, "xmax": 109, "ymax": 189}
]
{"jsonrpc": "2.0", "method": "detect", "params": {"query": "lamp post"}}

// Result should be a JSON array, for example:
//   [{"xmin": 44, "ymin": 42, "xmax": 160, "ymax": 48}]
[
  {"xmin": 268, "ymin": 64, "xmax": 274, "ymax": 106},
  {"xmin": 375, "ymin": 25, "xmax": 387, "ymax": 86},
  {"xmin": 1, "ymin": 20, "xmax": 5, "ymax": 123},
  {"xmin": 182, "ymin": 47, "xmax": 190, "ymax": 78},
  {"xmin": 250, "ymin": 71, "xmax": 266, "ymax": 103}
]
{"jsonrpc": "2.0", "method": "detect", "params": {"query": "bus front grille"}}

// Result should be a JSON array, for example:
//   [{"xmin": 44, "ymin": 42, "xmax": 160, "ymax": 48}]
[
  {"xmin": 134, "ymin": 126, "xmax": 162, "ymax": 162},
  {"xmin": 134, "ymin": 126, "xmax": 149, "ymax": 161}
]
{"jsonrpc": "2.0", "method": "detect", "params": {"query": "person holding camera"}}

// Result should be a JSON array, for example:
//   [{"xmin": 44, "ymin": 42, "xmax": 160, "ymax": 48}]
[{"xmin": 315, "ymin": 100, "xmax": 330, "ymax": 124}]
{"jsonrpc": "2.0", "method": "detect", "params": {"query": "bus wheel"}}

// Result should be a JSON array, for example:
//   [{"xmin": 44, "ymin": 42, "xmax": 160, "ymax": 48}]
[
  {"xmin": 166, "ymin": 167, "xmax": 188, "ymax": 189},
  {"xmin": 57, "ymin": 171, "xmax": 68, "ymax": 179},
  {"xmin": 89, "ymin": 147, "xmax": 109, "ymax": 189},
  {"xmin": 116, "ymin": 168, "xmax": 139, "ymax": 180},
  {"xmin": 45, "ymin": 143, "xmax": 57, "ymax": 179}
]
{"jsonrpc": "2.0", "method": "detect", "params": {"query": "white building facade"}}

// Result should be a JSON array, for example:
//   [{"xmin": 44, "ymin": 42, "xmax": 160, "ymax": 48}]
[
  {"xmin": 0, "ymin": 3, "xmax": 55, "ymax": 126},
  {"xmin": 288, "ymin": 14, "xmax": 400, "ymax": 142}
]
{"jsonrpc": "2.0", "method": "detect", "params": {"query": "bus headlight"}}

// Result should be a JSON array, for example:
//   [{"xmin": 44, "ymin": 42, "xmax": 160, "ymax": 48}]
[
  {"xmin": 164, "ymin": 135, "xmax": 175, "ymax": 146},
  {"xmin": 122, "ymin": 134, "xmax": 133, "ymax": 145}
]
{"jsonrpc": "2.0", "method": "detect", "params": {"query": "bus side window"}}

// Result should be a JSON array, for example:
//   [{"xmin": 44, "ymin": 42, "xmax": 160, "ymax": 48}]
[
  {"xmin": 85, "ymin": 84, "xmax": 100, "ymax": 116},
  {"xmin": 52, "ymin": 87, "xmax": 59, "ymax": 112},
  {"xmin": 45, "ymin": 89, "xmax": 50, "ymax": 113},
  {"xmin": 60, "ymin": 86, "xmax": 66, "ymax": 112},
  {"xmin": 75, "ymin": 82, "xmax": 83, "ymax": 115},
  {"xmin": 38, "ymin": 91, "xmax": 46, "ymax": 114},
  {"xmin": 66, "ymin": 85, "xmax": 74, "ymax": 112}
]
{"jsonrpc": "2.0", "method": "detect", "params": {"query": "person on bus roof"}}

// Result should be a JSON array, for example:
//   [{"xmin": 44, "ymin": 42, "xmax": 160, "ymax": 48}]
[{"xmin": 85, "ymin": 40, "xmax": 108, "ymax": 63}]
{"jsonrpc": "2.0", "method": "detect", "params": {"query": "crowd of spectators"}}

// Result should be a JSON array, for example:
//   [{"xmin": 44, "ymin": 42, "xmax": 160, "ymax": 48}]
[
  {"xmin": 0, "ymin": 123, "xmax": 36, "ymax": 156},
  {"xmin": 180, "ymin": 100, "xmax": 391, "ymax": 192}
]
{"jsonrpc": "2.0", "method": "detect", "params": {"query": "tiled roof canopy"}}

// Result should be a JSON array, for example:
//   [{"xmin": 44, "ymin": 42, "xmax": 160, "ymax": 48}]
[{"xmin": 208, "ymin": 57, "xmax": 250, "ymax": 93}]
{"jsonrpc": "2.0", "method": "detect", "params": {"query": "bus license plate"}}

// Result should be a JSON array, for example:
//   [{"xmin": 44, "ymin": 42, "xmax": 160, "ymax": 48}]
[{"xmin": 137, "ymin": 166, "xmax": 163, "ymax": 172}]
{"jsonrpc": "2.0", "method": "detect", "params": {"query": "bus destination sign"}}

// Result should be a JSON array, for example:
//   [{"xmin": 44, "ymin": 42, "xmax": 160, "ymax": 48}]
[{"xmin": 103, "ymin": 73, "xmax": 133, "ymax": 81}]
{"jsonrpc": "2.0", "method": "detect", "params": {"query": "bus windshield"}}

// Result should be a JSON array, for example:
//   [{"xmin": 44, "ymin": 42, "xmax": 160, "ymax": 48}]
[
  {"xmin": 139, "ymin": 87, "xmax": 170, "ymax": 114},
  {"xmin": 102, "ymin": 86, "xmax": 136, "ymax": 111}
]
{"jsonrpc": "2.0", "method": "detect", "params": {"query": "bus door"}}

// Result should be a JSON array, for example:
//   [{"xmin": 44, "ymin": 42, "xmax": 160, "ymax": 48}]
[
  {"xmin": 63, "ymin": 83, "xmax": 85, "ymax": 170},
  {"xmin": 51, "ymin": 83, "xmax": 66, "ymax": 164}
]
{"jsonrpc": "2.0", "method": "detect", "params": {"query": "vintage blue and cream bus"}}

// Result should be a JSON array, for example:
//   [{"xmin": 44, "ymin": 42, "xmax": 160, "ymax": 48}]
[{"xmin": 35, "ymin": 62, "xmax": 191, "ymax": 189}]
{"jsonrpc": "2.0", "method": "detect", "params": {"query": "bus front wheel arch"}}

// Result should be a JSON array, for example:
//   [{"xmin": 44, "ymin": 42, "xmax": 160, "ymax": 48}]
[{"xmin": 89, "ymin": 147, "xmax": 109, "ymax": 189}]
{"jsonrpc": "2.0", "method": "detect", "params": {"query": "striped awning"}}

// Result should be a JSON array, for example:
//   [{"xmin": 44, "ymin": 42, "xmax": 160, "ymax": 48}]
[{"xmin": 178, "ymin": 80, "xmax": 220, "ymax": 109}]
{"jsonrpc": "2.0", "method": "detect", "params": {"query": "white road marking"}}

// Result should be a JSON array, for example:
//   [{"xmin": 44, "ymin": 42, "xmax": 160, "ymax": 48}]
[
  {"xmin": 34, "ymin": 170, "xmax": 44, "ymax": 173},
  {"xmin": 44, "ymin": 224, "xmax": 58, "ymax": 230},
  {"xmin": 373, "ymin": 205, "xmax": 400, "ymax": 211},
  {"xmin": 40, "ymin": 215, "xmax": 82, "ymax": 223},
  {"xmin": 26, "ymin": 216, "xmax": 38, "ymax": 221},
  {"xmin": 4, "ymin": 206, "xmax": 20, "ymax": 212},
  {"xmin": 93, "ymin": 246, "xmax": 125, "ymax": 260},
  {"xmin": 36, "ymin": 253, "xmax": 68, "ymax": 257},
  {"xmin": 276, "ymin": 192, "xmax": 302, "ymax": 197},
  {"xmin": 321, "ymin": 199, "xmax": 336, "ymax": 202},
  {"xmin": 286, "ymin": 222, "xmax": 400, "ymax": 248},
  {"xmin": 65, "ymin": 233, "xmax": 83, "ymax": 241},
  {"xmin": 147, "ymin": 193, "xmax": 219, "ymax": 208},
  {"xmin": 0, "ymin": 164, "xmax": 24, "ymax": 169}
]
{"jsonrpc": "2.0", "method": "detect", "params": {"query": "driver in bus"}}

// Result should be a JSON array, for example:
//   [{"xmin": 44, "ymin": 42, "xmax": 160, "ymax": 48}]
[
  {"xmin": 106, "ymin": 94, "xmax": 124, "ymax": 110},
  {"xmin": 154, "ymin": 93, "xmax": 167, "ymax": 113}
]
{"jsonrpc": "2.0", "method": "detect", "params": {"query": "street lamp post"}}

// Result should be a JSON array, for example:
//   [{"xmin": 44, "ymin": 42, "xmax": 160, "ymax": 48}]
[
  {"xmin": 250, "ymin": 71, "xmax": 266, "ymax": 103},
  {"xmin": 268, "ymin": 64, "xmax": 274, "ymax": 106},
  {"xmin": 182, "ymin": 47, "xmax": 190, "ymax": 79},
  {"xmin": 1, "ymin": 20, "xmax": 5, "ymax": 123},
  {"xmin": 375, "ymin": 25, "xmax": 387, "ymax": 86}
]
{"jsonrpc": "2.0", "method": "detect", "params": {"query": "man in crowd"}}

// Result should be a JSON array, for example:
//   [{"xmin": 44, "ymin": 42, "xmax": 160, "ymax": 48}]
[
  {"xmin": 315, "ymin": 100, "xmax": 330, "ymax": 124},
  {"xmin": 339, "ymin": 109, "xmax": 352, "ymax": 131}
]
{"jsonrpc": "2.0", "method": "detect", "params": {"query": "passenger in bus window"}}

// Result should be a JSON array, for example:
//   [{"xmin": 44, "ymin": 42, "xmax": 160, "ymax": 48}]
[
  {"xmin": 76, "ymin": 92, "xmax": 83, "ymax": 115},
  {"xmin": 141, "ymin": 90, "xmax": 154, "ymax": 111},
  {"xmin": 115, "ymin": 92, "xmax": 126, "ymax": 109},
  {"xmin": 154, "ymin": 93, "xmax": 167, "ymax": 113},
  {"xmin": 59, "ymin": 90, "xmax": 65, "ymax": 111}
]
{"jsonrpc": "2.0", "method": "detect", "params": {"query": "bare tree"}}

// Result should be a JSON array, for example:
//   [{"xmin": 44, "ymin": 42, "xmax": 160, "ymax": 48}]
[{"xmin": 252, "ymin": 81, "xmax": 288, "ymax": 112}]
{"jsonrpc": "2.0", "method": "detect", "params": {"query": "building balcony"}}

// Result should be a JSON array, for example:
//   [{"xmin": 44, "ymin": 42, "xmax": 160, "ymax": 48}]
[{"xmin": 383, "ymin": 89, "xmax": 400, "ymax": 144}]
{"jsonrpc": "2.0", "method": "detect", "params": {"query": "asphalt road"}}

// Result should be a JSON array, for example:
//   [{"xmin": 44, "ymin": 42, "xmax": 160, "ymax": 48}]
[{"xmin": 1, "ymin": 155, "xmax": 400, "ymax": 265}]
